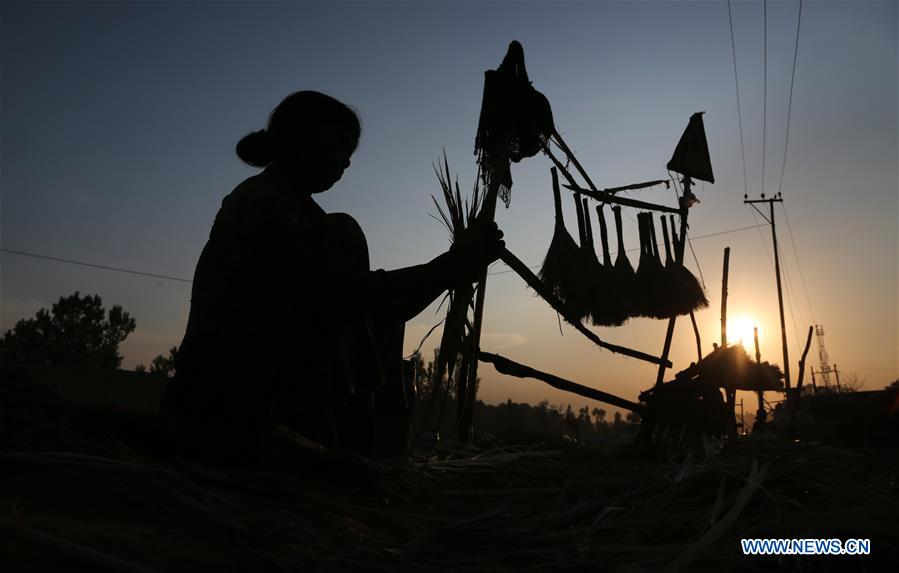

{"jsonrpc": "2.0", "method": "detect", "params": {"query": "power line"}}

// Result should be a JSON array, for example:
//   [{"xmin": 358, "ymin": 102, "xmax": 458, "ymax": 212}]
[
  {"xmin": 5, "ymin": 221, "xmax": 773, "ymax": 283},
  {"xmin": 777, "ymin": 240, "xmax": 805, "ymax": 352},
  {"xmin": 762, "ymin": 0, "xmax": 767, "ymax": 198},
  {"xmin": 777, "ymin": 0, "xmax": 803, "ymax": 195},
  {"xmin": 0, "ymin": 248, "xmax": 193, "ymax": 284},
  {"xmin": 727, "ymin": 0, "xmax": 750, "ymax": 196},
  {"xmin": 781, "ymin": 203, "xmax": 816, "ymax": 323},
  {"xmin": 487, "ymin": 223, "xmax": 769, "ymax": 277}
]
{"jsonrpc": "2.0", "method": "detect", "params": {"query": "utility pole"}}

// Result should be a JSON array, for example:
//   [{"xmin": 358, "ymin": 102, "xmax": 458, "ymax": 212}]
[{"xmin": 744, "ymin": 193, "xmax": 791, "ymax": 391}]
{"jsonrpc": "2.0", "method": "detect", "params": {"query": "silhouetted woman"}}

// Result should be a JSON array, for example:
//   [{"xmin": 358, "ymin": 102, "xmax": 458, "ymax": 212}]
[{"xmin": 161, "ymin": 91, "xmax": 501, "ymax": 465}]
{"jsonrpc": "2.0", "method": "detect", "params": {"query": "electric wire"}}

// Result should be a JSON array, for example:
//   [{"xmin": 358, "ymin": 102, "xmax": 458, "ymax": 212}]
[
  {"xmin": 777, "ymin": 0, "xmax": 803, "ymax": 196},
  {"xmin": 762, "ymin": 0, "xmax": 767, "ymax": 198},
  {"xmin": 3, "ymin": 222, "xmax": 770, "ymax": 283},
  {"xmin": 777, "ymin": 241, "xmax": 805, "ymax": 353},
  {"xmin": 726, "ymin": 0, "xmax": 750, "ymax": 196},
  {"xmin": 0, "ymin": 248, "xmax": 192, "ymax": 283},
  {"xmin": 781, "ymin": 203, "xmax": 816, "ymax": 323}
]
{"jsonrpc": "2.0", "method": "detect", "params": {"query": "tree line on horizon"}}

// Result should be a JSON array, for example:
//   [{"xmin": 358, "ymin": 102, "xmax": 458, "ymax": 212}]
[{"xmin": 1, "ymin": 291, "xmax": 893, "ymax": 446}]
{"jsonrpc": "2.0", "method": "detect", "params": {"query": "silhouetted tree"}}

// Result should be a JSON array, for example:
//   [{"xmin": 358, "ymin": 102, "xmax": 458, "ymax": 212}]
[
  {"xmin": 137, "ymin": 346, "xmax": 178, "ymax": 379},
  {"xmin": 626, "ymin": 410, "xmax": 641, "ymax": 423},
  {"xmin": 577, "ymin": 406, "xmax": 592, "ymax": 434},
  {"xmin": 535, "ymin": 399, "xmax": 550, "ymax": 426},
  {"xmin": 0, "ymin": 292, "xmax": 135, "ymax": 369},
  {"xmin": 592, "ymin": 407, "xmax": 606, "ymax": 426},
  {"xmin": 613, "ymin": 411, "xmax": 623, "ymax": 426},
  {"xmin": 837, "ymin": 372, "xmax": 864, "ymax": 393},
  {"xmin": 564, "ymin": 404, "xmax": 579, "ymax": 439}
]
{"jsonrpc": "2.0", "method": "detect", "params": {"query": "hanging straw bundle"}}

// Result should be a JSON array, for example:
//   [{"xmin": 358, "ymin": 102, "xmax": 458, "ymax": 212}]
[
  {"xmin": 668, "ymin": 215, "xmax": 708, "ymax": 312},
  {"xmin": 634, "ymin": 213, "xmax": 667, "ymax": 319},
  {"xmin": 584, "ymin": 200, "xmax": 628, "ymax": 326},
  {"xmin": 568, "ymin": 192, "xmax": 596, "ymax": 321},
  {"xmin": 611, "ymin": 206, "xmax": 637, "ymax": 318},
  {"xmin": 539, "ymin": 167, "xmax": 585, "ymax": 317},
  {"xmin": 646, "ymin": 213, "xmax": 678, "ymax": 317},
  {"xmin": 659, "ymin": 218, "xmax": 692, "ymax": 316}
]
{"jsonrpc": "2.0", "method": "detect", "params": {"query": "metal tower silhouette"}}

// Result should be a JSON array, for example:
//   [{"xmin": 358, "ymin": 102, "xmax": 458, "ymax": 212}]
[{"xmin": 814, "ymin": 324, "xmax": 834, "ymax": 388}]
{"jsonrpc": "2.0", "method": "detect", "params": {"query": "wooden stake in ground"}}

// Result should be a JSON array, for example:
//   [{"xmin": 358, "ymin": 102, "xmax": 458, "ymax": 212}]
[{"xmin": 718, "ymin": 247, "xmax": 738, "ymax": 440}]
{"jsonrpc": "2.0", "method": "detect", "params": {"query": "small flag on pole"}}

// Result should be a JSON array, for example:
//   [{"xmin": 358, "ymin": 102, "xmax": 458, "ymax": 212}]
[{"xmin": 667, "ymin": 112, "xmax": 714, "ymax": 184}]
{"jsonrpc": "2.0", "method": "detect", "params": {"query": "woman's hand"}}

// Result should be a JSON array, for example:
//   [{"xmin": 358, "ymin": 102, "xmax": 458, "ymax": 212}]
[{"xmin": 448, "ymin": 219, "xmax": 505, "ymax": 284}]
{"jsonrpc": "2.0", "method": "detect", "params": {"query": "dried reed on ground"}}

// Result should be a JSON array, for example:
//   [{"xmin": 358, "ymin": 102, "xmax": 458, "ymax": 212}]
[{"xmin": 4, "ymin": 433, "xmax": 896, "ymax": 572}]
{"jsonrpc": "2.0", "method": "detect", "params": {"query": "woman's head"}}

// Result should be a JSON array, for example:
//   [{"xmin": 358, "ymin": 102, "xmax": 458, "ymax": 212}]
[{"xmin": 236, "ymin": 91, "xmax": 361, "ymax": 192}]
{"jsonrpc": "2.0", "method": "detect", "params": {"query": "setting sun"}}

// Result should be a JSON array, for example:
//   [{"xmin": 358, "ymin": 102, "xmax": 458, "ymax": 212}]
[{"xmin": 728, "ymin": 315, "xmax": 760, "ymax": 350}]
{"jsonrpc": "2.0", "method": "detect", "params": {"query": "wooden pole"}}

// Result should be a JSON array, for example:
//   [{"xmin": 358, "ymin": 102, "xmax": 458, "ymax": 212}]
[
  {"xmin": 833, "ymin": 364, "xmax": 841, "ymax": 391},
  {"xmin": 744, "ymin": 196, "xmax": 790, "ymax": 391},
  {"xmin": 689, "ymin": 310, "xmax": 702, "ymax": 363},
  {"xmin": 654, "ymin": 177, "xmax": 692, "ymax": 386},
  {"xmin": 721, "ymin": 247, "xmax": 731, "ymax": 348},
  {"xmin": 719, "ymin": 247, "xmax": 737, "ymax": 440},
  {"xmin": 458, "ymin": 165, "xmax": 504, "ymax": 443},
  {"xmin": 754, "ymin": 326, "xmax": 764, "ymax": 426},
  {"xmin": 479, "ymin": 351, "xmax": 644, "ymax": 413},
  {"xmin": 769, "ymin": 201, "xmax": 792, "ymax": 391},
  {"xmin": 790, "ymin": 325, "xmax": 814, "ymax": 438}
]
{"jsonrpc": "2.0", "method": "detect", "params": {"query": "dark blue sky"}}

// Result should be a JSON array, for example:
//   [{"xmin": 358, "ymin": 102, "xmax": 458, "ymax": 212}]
[{"xmin": 2, "ymin": 1, "xmax": 896, "ymax": 406}]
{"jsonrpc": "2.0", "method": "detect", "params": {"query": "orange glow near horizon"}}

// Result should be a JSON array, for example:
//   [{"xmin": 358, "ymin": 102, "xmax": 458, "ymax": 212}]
[{"xmin": 728, "ymin": 315, "xmax": 760, "ymax": 352}]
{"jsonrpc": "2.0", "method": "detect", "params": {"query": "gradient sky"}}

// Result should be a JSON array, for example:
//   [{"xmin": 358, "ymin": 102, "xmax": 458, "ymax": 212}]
[{"xmin": 2, "ymin": 1, "xmax": 896, "ymax": 416}]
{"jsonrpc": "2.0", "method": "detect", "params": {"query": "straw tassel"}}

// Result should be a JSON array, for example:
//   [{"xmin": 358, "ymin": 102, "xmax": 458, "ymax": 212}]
[
  {"xmin": 668, "ymin": 214, "xmax": 709, "ymax": 313},
  {"xmin": 539, "ymin": 167, "xmax": 584, "ymax": 316},
  {"xmin": 611, "ymin": 206, "xmax": 637, "ymax": 318},
  {"xmin": 586, "ymin": 201, "xmax": 628, "ymax": 326}
]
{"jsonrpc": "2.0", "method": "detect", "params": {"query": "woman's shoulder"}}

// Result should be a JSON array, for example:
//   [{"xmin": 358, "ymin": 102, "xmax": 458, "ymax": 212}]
[{"xmin": 223, "ymin": 170, "xmax": 308, "ymax": 219}]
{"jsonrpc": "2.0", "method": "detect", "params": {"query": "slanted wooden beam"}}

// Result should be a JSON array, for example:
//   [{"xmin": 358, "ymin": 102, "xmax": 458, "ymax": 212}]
[
  {"xmin": 562, "ymin": 183, "xmax": 682, "ymax": 215},
  {"xmin": 499, "ymin": 248, "xmax": 672, "ymax": 367},
  {"xmin": 479, "ymin": 351, "xmax": 644, "ymax": 413}
]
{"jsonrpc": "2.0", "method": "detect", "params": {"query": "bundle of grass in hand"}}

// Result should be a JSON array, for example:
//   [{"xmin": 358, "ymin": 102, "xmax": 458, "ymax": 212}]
[
  {"xmin": 419, "ymin": 153, "xmax": 484, "ymax": 443},
  {"xmin": 611, "ymin": 205, "xmax": 637, "ymax": 318},
  {"xmin": 539, "ymin": 167, "xmax": 585, "ymax": 317}
]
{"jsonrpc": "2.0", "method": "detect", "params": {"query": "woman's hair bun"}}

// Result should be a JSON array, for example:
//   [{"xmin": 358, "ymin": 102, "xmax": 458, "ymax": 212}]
[{"xmin": 236, "ymin": 129, "xmax": 276, "ymax": 167}]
